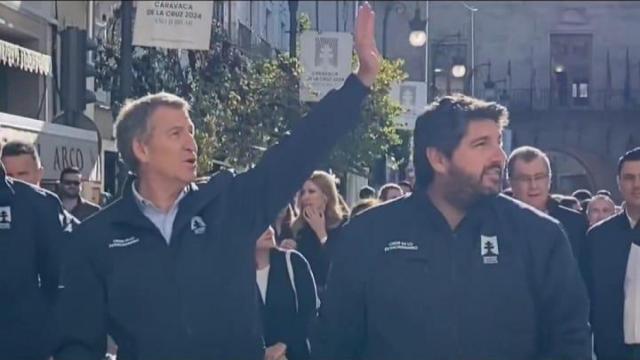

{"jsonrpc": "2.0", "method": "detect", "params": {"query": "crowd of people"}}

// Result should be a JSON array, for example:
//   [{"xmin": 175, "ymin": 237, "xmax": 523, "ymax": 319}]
[{"xmin": 2, "ymin": 3, "xmax": 640, "ymax": 360}]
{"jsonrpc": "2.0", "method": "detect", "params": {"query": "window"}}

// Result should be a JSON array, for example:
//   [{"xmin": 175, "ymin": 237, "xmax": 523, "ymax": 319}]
[
  {"xmin": 265, "ymin": 8, "xmax": 272, "ymax": 42},
  {"xmin": 280, "ymin": 21, "xmax": 287, "ymax": 50},
  {"xmin": 572, "ymin": 80, "xmax": 589, "ymax": 105},
  {"xmin": 550, "ymin": 34, "xmax": 592, "ymax": 108}
]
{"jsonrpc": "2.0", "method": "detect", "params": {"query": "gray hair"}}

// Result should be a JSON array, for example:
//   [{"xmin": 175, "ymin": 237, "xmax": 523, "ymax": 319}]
[
  {"xmin": 115, "ymin": 92, "xmax": 190, "ymax": 173},
  {"xmin": 506, "ymin": 146, "xmax": 551, "ymax": 180}
]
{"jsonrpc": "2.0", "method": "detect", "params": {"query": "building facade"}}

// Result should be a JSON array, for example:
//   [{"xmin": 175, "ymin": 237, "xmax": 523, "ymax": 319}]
[
  {"xmin": 0, "ymin": 0, "xmax": 109, "ymax": 202},
  {"xmin": 377, "ymin": 0, "xmax": 640, "ymax": 198}
]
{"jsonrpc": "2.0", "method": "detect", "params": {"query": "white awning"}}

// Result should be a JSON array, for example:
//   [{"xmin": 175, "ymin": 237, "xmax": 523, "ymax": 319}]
[{"xmin": 0, "ymin": 38, "xmax": 51, "ymax": 76}]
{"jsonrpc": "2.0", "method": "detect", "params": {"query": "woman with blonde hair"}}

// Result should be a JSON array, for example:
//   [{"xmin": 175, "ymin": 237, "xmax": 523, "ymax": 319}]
[{"xmin": 283, "ymin": 171, "xmax": 349, "ymax": 292}]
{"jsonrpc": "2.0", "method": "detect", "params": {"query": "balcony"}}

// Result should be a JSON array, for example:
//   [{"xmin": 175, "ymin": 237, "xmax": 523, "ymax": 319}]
[{"xmin": 478, "ymin": 88, "xmax": 640, "ymax": 112}]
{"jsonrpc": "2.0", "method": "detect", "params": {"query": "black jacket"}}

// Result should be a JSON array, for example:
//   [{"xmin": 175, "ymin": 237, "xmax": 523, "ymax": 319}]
[
  {"xmin": 547, "ymin": 198, "xmax": 589, "ymax": 269},
  {"xmin": 296, "ymin": 220, "xmax": 345, "ymax": 290},
  {"xmin": 259, "ymin": 249, "xmax": 317, "ymax": 360},
  {"xmin": 68, "ymin": 197, "xmax": 101, "ymax": 222},
  {"xmin": 53, "ymin": 75, "xmax": 369, "ymax": 360},
  {"xmin": 586, "ymin": 212, "xmax": 639, "ymax": 360},
  {"xmin": 312, "ymin": 193, "xmax": 591, "ymax": 360},
  {"xmin": 0, "ymin": 164, "xmax": 70, "ymax": 360}
]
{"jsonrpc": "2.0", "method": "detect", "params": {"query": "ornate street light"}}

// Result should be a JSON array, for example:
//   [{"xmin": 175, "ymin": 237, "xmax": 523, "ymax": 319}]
[
  {"xmin": 409, "ymin": 7, "xmax": 427, "ymax": 47},
  {"xmin": 451, "ymin": 56, "xmax": 467, "ymax": 78}
]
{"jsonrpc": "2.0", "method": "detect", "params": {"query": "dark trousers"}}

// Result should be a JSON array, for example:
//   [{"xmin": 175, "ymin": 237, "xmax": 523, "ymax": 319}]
[{"xmin": 631, "ymin": 344, "xmax": 640, "ymax": 360}]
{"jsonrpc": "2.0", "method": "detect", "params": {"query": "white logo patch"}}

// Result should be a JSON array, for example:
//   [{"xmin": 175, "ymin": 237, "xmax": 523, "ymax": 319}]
[
  {"xmin": 481, "ymin": 235, "xmax": 499, "ymax": 264},
  {"xmin": 191, "ymin": 216, "xmax": 206, "ymax": 235},
  {"xmin": 384, "ymin": 241, "xmax": 419, "ymax": 252},
  {"xmin": 109, "ymin": 236, "xmax": 140, "ymax": 248},
  {"xmin": 0, "ymin": 206, "xmax": 11, "ymax": 230}
]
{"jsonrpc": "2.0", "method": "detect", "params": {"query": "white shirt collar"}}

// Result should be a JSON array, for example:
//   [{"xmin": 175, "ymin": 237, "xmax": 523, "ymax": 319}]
[
  {"xmin": 132, "ymin": 181, "xmax": 189, "ymax": 213},
  {"xmin": 625, "ymin": 207, "xmax": 639, "ymax": 229}
]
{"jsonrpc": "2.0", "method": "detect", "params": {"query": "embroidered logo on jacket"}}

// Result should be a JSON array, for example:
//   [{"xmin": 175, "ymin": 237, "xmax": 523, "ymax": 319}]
[
  {"xmin": 0, "ymin": 206, "xmax": 11, "ymax": 230},
  {"xmin": 108, "ymin": 236, "xmax": 140, "ymax": 248},
  {"xmin": 481, "ymin": 235, "xmax": 499, "ymax": 264},
  {"xmin": 384, "ymin": 240, "xmax": 419, "ymax": 252},
  {"xmin": 191, "ymin": 216, "xmax": 206, "ymax": 235}
]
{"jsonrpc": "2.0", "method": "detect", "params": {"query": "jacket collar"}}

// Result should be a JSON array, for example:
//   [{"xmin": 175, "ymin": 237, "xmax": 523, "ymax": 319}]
[
  {"xmin": 109, "ymin": 172, "xmax": 230, "ymax": 233},
  {"xmin": 408, "ymin": 189, "xmax": 498, "ymax": 235},
  {"xmin": 0, "ymin": 163, "xmax": 15, "ymax": 204}
]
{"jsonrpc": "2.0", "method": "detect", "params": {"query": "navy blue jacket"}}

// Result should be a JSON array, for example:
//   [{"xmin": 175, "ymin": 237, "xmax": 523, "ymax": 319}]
[
  {"xmin": 53, "ymin": 75, "xmax": 369, "ymax": 360},
  {"xmin": 0, "ymin": 163, "xmax": 70, "ymax": 360},
  {"xmin": 313, "ymin": 192, "xmax": 591, "ymax": 360},
  {"xmin": 586, "ymin": 212, "xmax": 638, "ymax": 360},
  {"xmin": 547, "ymin": 198, "xmax": 589, "ymax": 273}
]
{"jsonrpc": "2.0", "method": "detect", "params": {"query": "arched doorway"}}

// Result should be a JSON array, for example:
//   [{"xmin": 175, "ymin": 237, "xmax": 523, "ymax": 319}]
[{"xmin": 546, "ymin": 150, "xmax": 594, "ymax": 195}]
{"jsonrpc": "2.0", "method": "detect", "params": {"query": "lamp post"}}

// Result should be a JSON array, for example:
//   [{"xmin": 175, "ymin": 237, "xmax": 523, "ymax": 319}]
[
  {"xmin": 428, "ymin": 32, "xmax": 463, "ymax": 101},
  {"xmin": 461, "ymin": 2, "xmax": 478, "ymax": 96}
]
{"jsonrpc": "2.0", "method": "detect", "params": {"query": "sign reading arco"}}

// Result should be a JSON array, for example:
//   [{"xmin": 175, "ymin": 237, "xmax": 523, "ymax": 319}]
[{"xmin": 0, "ymin": 112, "xmax": 100, "ymax": 182}]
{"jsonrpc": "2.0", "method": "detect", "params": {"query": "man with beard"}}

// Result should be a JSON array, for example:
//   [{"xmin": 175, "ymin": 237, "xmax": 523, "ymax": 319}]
[
  {"xmin": 58, "ymin": 167, "xmax": 100, "ymax": 221},
  {"xmin": 312, "ymin": 94, "xmax": 591, "ymax": 360}
]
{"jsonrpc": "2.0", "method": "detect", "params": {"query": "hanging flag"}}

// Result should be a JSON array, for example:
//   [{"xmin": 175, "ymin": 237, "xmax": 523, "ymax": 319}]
[
  {"xmin": 507, "ymin": 60, "xmax": 512, "ymax": 90},
  {"xmin": 624, "ymin": 48, "xmax": 631, "ymax": 104},
  {"xmin": 605, "ymin": 49, "xmax": 612, "ymax": 108}
]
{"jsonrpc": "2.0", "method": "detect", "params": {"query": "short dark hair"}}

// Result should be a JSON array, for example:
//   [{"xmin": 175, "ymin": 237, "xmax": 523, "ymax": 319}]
[
  {"xmin": 60, "ymin": 166, "xmax": 81, "ymax": 181},
  {"xmin": 359, "ymin": 185, "xmax": 376, "ymax": 199},
  {"xmin": 0, "ymin": 140, "xmax": 41, "ymax": 167},
  {"xmin": 398, "ymin": 180, "xmax": 413, "ymax": 192},
  {"xmin": 506, "ymin": 146, "xmax": 551, "ymax": 180},
  {"xmin": 115, "ymin": 92, "xmax": 190, "ymax": 173},
  {"xmin": 617, "ymin": 147, "xmax": 640, "ymax": 175},
  {"xmin": 413, "ymin": 94, "xmax": 509, "ymax": 188},
  {"xmin": 572, "ymin": 189, "xmax": 593, "ymax": 202},
  {"xmin": 559, "ymin": 196, "xmax": 581, "ymax": 210}
]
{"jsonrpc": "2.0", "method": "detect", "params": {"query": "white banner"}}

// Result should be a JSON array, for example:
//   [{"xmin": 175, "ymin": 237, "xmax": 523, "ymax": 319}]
[
  {"xmin": 300, "ymin": 31, "xmax": 353, "ymax": 102},
  {"xmin": 133, "ymin": 1, "xmax": 213, "ymax": 50},
  {"xmin": 390, "ymin": 81, "xmax": 428, "ymax": 130}
]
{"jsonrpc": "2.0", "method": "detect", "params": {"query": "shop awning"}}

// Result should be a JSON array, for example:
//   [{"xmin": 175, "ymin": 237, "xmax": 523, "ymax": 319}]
[{"xmin": 0, "ymin": 38, "xmax": 51, "ymax": 75}]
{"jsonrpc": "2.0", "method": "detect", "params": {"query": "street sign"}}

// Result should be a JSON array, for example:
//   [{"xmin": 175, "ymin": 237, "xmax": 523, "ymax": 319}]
[
  {"xmin": 299, "ymin": 31, "xmax": 353, "ymax": 102},
  {"xmin": 390, "ymin": 81, "xmax": 428, "ymax": 130},
  {"xmin": 133, "ymin": 1, "xmax": 213, "ymax": 50}
]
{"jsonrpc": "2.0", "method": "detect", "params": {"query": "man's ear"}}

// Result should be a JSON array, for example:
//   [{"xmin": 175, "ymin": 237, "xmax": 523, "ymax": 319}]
[
  {"xmin": 132, "ymin": 137, "xmax": 150, "ymax": 165},
  {"xmin": 426, "ymin": 147, "xmax": 449, "ymax": 175}
]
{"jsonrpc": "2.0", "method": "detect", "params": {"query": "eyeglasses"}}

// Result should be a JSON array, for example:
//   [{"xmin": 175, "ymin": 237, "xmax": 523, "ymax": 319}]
[
  {"xmin": 511, "ymin": 173, "xmax": 550, "ymax": 184},
  {"xmin": 62, "ymin": 180, "xmax": 81, "ymax": 186}
]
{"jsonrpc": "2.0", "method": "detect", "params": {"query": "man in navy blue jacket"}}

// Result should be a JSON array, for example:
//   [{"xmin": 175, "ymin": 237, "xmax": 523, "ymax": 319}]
[
  {"xmin": 53, "ymin": 4, "xmax": 380, "ymax": 360},
  {"xmin": 313, "ymin": 94, "xmax": 591, "ymax": 360},
  {"xmin": 586, "ymin": 147, "xmax": 640, "ymax": 360},
  {"xmin": 0, "ymin": 159, "xmax": 70, "ymax": 360}
]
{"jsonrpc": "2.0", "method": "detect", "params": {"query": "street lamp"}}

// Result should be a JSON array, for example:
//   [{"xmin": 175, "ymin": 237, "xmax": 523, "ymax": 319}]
[
  {"xmin": 408, "ymin": 7, "xmax": 427, "ymax": 47},
  {"xmin": 461, "ymin": 2, "xmax": 478, "ymax": 95},
  {"xmin": 451, "ymin": 56, "xmax": 467, "ymax": 78}
]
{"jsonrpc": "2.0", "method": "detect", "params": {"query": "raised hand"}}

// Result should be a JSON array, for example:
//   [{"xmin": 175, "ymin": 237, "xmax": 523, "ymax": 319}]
[
  {"xmin": 355, "ymin": 2, "xmax": 381, "ymax": 88},
  {"xmin": 304, "ymin": 207, "xmax": 328, "ymax": 243}
]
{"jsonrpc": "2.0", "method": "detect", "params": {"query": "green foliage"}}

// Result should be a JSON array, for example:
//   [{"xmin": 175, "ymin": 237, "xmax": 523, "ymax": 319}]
[{"xmin": 95, "ymin": 6, "xmax": 409, "ymax": 177}]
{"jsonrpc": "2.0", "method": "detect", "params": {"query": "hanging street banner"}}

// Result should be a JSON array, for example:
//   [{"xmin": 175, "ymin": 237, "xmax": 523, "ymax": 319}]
[
  {"xmin": 299, "ymin": 31, "xmax": 353, "ymax": 102},
  {"xmin": 133, "ymin": 1, "xmax": 213, "ymax": 50},
  {"xmin": 390, "ymin": 81, "xmax": 428, "ymax": 130}
]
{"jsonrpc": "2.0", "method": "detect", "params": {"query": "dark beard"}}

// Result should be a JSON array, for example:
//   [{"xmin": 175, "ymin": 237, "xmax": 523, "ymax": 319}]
[{"xmin": 444, "ymin": 163, "xmax": 501, "ymax": 210}]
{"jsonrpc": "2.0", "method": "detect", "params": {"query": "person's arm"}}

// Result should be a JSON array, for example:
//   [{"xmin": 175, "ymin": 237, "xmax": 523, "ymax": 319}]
[
  {"xmin": 52, "ymin": 227, "xmax": 108, "ymax": 360},
  {"xmin": 228, "ymin": 4, "xmax": 379, "ymax": 240},
  {"xmin": 311, "ymin": 218, "xmax": 369, "ymax": 360},
  {"xmin": 535, "ymin": 222, "xmax": 592, "ymax": 360}
]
